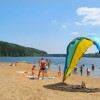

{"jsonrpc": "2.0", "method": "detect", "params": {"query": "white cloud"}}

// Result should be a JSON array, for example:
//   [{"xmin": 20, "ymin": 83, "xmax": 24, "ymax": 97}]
[
  {"xmin": 70, "ymin": 32, "xmax": 80, "ymax": 35},
  {"xmin": 76, "ymin": 7, "xmax": 100, "ymax": 26}
]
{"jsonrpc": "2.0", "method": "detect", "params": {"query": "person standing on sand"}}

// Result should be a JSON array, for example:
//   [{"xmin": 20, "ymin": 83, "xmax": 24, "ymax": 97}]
[
  {"xmin": 46, "ymin": 58, "xmax": 51, "ymax": 70},
  {"xmin": 58, "ymin": 66, "xmax": 61, "ymax": 77},
  {"xmin": 38, "ymin": 58, "xmax": 47, "ymax": 79},
  {"xmin": 44, "ymin": 58, "xmax": 51, "ymax": 77},
  {"xmin": 45, "ymin": 59, "xmax": 49, "ymax": 77},
  {"xmin": 31, "ymin": 65, "xmax": 36, "ymax": 76}
]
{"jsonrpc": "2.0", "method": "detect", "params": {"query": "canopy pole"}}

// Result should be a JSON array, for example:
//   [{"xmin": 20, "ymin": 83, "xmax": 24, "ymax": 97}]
[{"xmin": 62, "ymin": 76, "xmax": 66, "ymax": 83}]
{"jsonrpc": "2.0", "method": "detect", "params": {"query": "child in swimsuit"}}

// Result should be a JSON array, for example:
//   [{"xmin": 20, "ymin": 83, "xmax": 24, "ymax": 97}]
[{"xmin": 32, "ymin": 65, "xmax": 36, "ymax": 76}]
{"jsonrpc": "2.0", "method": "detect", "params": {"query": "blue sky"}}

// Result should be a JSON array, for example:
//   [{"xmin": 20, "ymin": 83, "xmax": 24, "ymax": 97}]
[{"xmin": 0, "ymin": 0, "xmax": 100, "ymax": 54}]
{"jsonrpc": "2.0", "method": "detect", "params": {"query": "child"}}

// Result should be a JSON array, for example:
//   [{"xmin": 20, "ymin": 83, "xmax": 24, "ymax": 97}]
[
  {"xmin": 31, "ymin": 65, "xmax": 36, "ymax": 76},
  {"xmin": 58, "ymin": 66, "xmax": 61, "ymax": 77},
  {"xmin": 87, "ymin": 68, "xmax": 90, "ymax": 76}
]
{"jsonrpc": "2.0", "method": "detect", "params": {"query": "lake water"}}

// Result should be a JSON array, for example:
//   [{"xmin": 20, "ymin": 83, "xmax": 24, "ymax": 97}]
[{"xmin": 0, "ymin": 57, "xmax": 100, "ymax": 78}]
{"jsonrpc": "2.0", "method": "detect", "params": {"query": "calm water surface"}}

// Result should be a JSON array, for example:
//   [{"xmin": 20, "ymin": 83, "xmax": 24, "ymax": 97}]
[{"xmin": 0, "ymin": 57, "xmax": 100, "ymax": 78}]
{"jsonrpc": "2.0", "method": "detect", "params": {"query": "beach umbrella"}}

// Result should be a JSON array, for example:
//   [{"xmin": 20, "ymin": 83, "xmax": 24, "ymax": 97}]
[{"xmin": 63, "ymin": 36, "xmax": 100, "ymax": 82}]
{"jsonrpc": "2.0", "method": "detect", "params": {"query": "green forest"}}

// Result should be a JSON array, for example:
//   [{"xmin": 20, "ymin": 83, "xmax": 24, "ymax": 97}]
[{"xmin": 0, "ymin": 41, "xmax": 47, "ymax": 57}]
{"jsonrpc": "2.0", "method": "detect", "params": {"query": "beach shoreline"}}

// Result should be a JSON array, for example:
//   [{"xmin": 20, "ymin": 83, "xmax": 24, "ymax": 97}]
[{"xmin": 0, "ymin": 62, "xmax": 100, "ymax": 100}]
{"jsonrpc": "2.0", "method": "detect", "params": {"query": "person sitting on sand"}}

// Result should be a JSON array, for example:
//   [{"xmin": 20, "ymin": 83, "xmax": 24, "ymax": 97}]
[
  {"xmin": 9, "ymin": 63, "xmax": 13, "ymax": 66},
  {"xmin": 31, "ymin": 65, "xmax": 36, "ymax": 76},
  {"xmin": 81, "ymin": 81, "xmax": 87, "ymax": 88},
  {"xmin": 9, "ymin": 62, "xmax": 17, "ymax": 66},
  {"xmin": 72, "ymin": 81, "xmax": 87, "ymax": 89}
]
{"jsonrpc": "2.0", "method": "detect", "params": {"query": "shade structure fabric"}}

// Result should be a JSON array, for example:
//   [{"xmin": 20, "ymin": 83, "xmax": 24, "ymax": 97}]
[{"xmin": 63, "ymin": 36, "xmax": 100, "ymax": 82}]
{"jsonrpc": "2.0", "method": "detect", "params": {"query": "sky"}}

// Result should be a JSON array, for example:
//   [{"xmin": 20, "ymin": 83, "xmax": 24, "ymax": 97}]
[{"xmin": 0, "ymin": 0, "xmax": 100, "ymax": 54}]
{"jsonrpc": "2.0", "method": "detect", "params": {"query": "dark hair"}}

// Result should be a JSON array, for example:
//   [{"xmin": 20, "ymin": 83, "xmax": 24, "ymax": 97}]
[
  {"xmin": 41, "ymin": 58, "xmax": 44, "ymax": 60},
  {"xmin": 83, "ymin": 64, "xmax": 85, "ymax": 66},
  {"xmin": 33, "ymin": 65, "xmax": 35, "ymax": 68}
]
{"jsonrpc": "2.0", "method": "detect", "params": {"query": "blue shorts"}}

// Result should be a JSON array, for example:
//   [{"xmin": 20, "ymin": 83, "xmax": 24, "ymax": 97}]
[
  {"xmin": 45, "ymin": 68, "xmax": 48, "ymax": 70},
  {"xmin": 45, "ymin": 66, "xmax": 48, "ymax": 70}
]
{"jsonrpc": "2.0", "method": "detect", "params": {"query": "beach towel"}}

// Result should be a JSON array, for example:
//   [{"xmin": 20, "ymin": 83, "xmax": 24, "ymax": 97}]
[
  {"xmin": 28, "ymin": 76, "xmax": 55, "ymax": 80},
  {"xmin": 17, "ymin": 71, "xmax": 27, "ymax": 74},
  {"xmin": 58, "ymin": 85, "xmax": 96, "ymax": 92},
  {"xmin": 28, "ymin": 76, "xmax": 41, "ymax": 79}
]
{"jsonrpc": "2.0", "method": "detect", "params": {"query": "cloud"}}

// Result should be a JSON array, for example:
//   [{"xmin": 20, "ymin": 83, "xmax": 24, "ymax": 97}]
[
  {"xmin": 70, "ymin": 32, "xmax": 80, "ymax": 35},
  {"xmin": 76, "ymin": 7, "xmax": 100, "ymax": 26}
]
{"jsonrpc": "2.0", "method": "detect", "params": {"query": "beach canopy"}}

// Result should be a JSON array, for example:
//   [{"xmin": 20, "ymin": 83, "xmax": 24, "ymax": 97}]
[{"xmin": 63, "ymin": 36, "xmax": 100, "ymax": 82}]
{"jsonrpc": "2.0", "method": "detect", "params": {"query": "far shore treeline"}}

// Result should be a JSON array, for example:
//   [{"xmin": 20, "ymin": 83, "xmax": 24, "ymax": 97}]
[
  {"xmin": 0, "ymin": 41, "xmax": 47, "ymax": 57},
  {"xmin": 48, "ymin": 53, "xmax": 100, "ymax": 57},
  {"xmin": 0, "ymin": 41, "xmax": 100, "ymax": 57}
]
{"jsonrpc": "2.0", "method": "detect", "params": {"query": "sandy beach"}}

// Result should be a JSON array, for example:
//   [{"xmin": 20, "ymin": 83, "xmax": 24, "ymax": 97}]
[{"xmin": 0, "ymin": 62, "xmax": 100, "ymax": 100}]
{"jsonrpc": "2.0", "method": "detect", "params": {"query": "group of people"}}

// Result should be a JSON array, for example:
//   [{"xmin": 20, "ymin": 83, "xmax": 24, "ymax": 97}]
[
  {"xmin": 74, "ymin": 64, "xmax": 95, "ymax": 76},
  {"xmin": 31, "ymin": 58, "xmax": 51, "ymax": 79},
  {"xmin": 31, "ymin": 58, "xmax": 62, "ymax": 79},
  {"xmin": 37, "ymin": 58, "xmax": 50, "ymax": 79},
  {"xmin": 9, "ymin": 62, "xmax": 17, "ymax": 66}
]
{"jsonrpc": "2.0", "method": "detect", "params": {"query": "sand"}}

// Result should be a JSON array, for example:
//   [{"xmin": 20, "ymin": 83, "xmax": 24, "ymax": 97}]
[{"xmin": 0, "ymin": 62, "xmax": 100, "ymax": 100}]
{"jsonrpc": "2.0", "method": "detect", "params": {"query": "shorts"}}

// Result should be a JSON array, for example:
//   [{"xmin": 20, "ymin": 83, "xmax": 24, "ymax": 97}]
[
  {"xmin": 45, "ymin": 66, "xmax": 48, "ymax": 70},
  {"xmin": 41, "ymin": 68, "xmax": 45, "ymax": 70},
  {"xmin": 45, "ymin": 68, "xmax": 48, "ymax": 70}
]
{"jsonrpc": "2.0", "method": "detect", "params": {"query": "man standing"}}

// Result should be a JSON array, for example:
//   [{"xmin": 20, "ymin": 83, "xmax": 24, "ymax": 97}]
[{"xmin": 38, "ymin": 58, "xmax": 47, "ymax": 79}]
